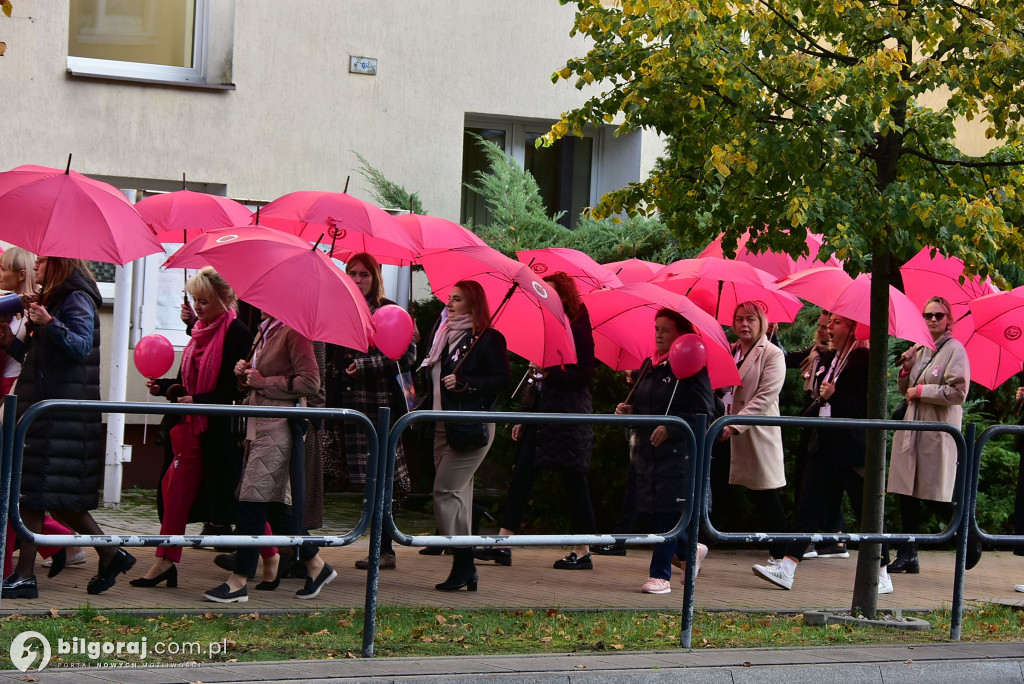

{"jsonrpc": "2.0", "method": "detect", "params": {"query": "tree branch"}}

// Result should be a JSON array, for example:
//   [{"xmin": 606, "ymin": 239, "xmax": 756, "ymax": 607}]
[{"xmin": 901, "ymin": 148, "xmax": 1024, "ymax": 168}]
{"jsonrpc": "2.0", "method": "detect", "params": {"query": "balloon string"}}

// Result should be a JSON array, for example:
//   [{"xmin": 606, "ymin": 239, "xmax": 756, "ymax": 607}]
[{"xmin": 665, "ymin": 379, "xmax": 680, "ymax": 416}]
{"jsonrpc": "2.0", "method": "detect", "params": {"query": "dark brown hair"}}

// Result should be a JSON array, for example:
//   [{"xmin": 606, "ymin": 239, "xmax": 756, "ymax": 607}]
[
  {"xmin": 543, "ymin": 271, "xmax": 583, "ymax": 321},
  {"xmin": 654, "ymin": 307, "xmax": 695, "ymax": 335},
  {"xmin": 453, "ymin": 279, "xmax": 491, "ymax": 333},
  {"xmin": 346, "ymin": 251, "xmax": 386, "ymax": 307},
  {"xmin": 38, "ymin": 257, "xmax": 95, "ymax": 306}
]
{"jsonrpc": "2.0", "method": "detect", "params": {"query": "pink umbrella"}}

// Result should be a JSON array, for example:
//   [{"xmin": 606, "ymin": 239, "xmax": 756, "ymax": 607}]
[
  {"xmin": 603, "ymin": 258, "xmax": 662, "ymax": 283},
  {"xmin": 517, "ymin": 248, "xmax": 623, "ymax": 293},
  {"xmin": 899, "ymin": 246, "xmax": 999, "ymax": 320},
  {"xmin": 778, "ymin": 267, "xmax": 935, "ymax": 348},
  {"xmin": 395, "ymin": 214, "xmax": 487, "ymax": 257},
  {"xmin": 968, "ymin": 289, "xmax": 1024, "ymax": 365},
  {"xmin": 164, "ymin": 226, "xmax": 374, "ymax": 351},
  {"xmin": 0, "ymin": 161, "xmax": 163, "ymax": 265},
  {"xmin": 949, "ymin": 310, "xmax": 1022, "ymax": 390},
  {"xmin": 699, "ymin": 228, "xmax": 842, "ymax": 279},
  {"xmin": 258, "ymin": 190, "xmax": 420, "ymax": 264},
  {"xmin": 581, "ymin": 282, "xmax": 740, "ymax": 389},
  {"xmin": 136, "ymin": 190, "xmax": 253, "ymax": 243},
  {"xmin": 649, "ymin": 257, "xmax": 804, "ymax": 324},
  {"xmin": 418, "ymin": 245, "xmax": 577, "ymax": 367}
]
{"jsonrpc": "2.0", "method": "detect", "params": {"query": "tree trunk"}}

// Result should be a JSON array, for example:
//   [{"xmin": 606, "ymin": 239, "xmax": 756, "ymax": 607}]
[{"xmin": 852, "ymin": 237, "xmax": 891, "ymax": 616}]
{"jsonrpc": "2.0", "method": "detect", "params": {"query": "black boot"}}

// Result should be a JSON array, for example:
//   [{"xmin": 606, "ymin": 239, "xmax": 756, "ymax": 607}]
[
  {"xmin": 435, "ymin": 548, "xmax": 478, "ymax": 591},
  {"xmin": 888, "ymin": 543, "xmax": 919, "ymax": 574}
]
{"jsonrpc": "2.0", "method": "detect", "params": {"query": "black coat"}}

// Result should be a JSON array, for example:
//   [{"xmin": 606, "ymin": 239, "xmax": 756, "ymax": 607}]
[
  {"xmin": 628, "ymin": 359, "xmax": 716, "ymax": 515},
  {"xmin": 12, "ymin": 270, "xmax": 103, "ymax": 511},
  {"xmin": 421, "ymin": 327, "xmax": 511, "ymax": 413},
  {"xmin": 531, "ymin": 307, "xmax": 595, "ymax": 473},
  {"xmin": 156, "ymin": 317, "xmax": 253, "ymax": 523},
  {"xmin": 808, "ymin": 347, "xmax": 869, "ymax": 468}
]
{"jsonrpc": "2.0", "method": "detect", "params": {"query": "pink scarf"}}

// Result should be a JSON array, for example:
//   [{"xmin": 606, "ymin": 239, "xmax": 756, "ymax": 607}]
[
  {"xmin": 181, "ymin": 308, "xmax": 236, "ymax": 432},
  {"xmin": 420, "ymin": 314, "xmax": 473, "ymax": 369}
]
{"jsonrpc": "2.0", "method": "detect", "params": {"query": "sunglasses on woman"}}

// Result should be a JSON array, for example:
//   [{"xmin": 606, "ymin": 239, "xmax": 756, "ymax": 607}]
[{"xmin": 922, "ymin": 312, "xmax": 947, "ymax": 321}]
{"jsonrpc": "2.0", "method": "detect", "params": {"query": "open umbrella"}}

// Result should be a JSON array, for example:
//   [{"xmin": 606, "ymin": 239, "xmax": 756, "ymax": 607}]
[
  {"xmin": 649, "ymin": 257, "xmax": 804, "ymax": 323},
  {"xmin": 394, "ymin": 214, "xmax": 487, "ymax": 258},
  {"xmin": 258, "ymin": 190, "xmax": 419, "ymax": 264},
  {"xmin": 778, "ymin": 267, "xmax": 935, "ymax": 348},
  {"xmin": 899, "ymin": 247, "xmax": 998, "ymax": 319},
  {"xmin": 602, "ymin": 257, "xmax": 662, "ymax": 283},
  {"xmin": 517, "ymin": 248, "xmax": 623, "ymax": 293},
  {"xmin": 0, "ymin": 160, "xmax": 163, "ymax": 265},
  {"xmin": 947, "ymin": 309, "xmax": 1022, "ymax": 390},
  {"xmin": 163, "ymin": 226, "xmax": 374, "ymax": 351},
  {"xmin": 968, "ymin": 289, "xmax": 1024, "ymax": 366},
  {"xmin": 135, "ymin": 189, "xmax": 253, "ymax": 243},
  {"xmin": 417, "ymin": 245, "xmax": 577, "ymax": 367},
  {"xmin": 581, "ymin": 282, "xmax": 740, "ymax": 389},
  {"xmin": 699, "ymin": 229, "xmax": 842, "ymax": 279}
]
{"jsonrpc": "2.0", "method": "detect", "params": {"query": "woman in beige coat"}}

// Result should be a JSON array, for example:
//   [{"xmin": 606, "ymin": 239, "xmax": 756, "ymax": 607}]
[
  {"xmin": 887, "ymin": 295, "xmax": 971, "ymax": 573},
  {"xmin": 719, "ymin": 301, "xmax": 788, "ymax": 559},
  {"xmin": 203, "ymin": 317, "xmax": 330, "ymax": 603}
]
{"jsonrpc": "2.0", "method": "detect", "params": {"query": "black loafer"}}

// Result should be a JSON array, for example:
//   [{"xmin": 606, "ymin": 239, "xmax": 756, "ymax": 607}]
[
  {"xmin": 553, "ymin": 552, "xmax": 593, "ymax": 570},
  {"xmin": 591, "ymin": 543, "xmax": 626, "ymax": 556},
  {"xmin": 86, "ymin": 549, "xmax": 137, "ymax": 595},
  {"xmin": 295, "ymin": 563, "xmax": 337, "ymax": 599},
  {"xmin": 1, "ymin": 573, "xmax": 38, "ymax": 599},
  {"xmin": 203, "ymin": 583, "xmax": 248, "ymax": 603},
  {"xmin": 47, "ymin": 548, "xmax": 68, "ymax": 579},
  {"xmin": 473, "ymin": 548, "xmax": 511, "ymax": 566}
]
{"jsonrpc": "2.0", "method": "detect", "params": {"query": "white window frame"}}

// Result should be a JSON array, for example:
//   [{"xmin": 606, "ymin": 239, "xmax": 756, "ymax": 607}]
[{"xmin": 67, "ymin": 0, "xmax": 210, "ymax": 86}]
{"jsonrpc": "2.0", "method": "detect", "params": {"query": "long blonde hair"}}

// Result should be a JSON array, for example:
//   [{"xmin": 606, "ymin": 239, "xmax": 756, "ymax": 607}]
[{"xmin": 0, "ymin": 247, "xmax": 36, "ymax": 295}]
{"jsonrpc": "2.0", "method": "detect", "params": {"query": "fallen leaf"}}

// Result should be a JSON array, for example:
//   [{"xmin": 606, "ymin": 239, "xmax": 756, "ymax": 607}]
[
  {"xmin": 743, "ymin": 661, "xmax": 752, "ymax": 667},
  {"xmin": 539, "ymin": 636, "xmax": 553, "ymax": 642},
  {"xmin": 435, "ymin": 614, "xmax": 447, "ymax": 625},
  {"xmin": 547, "ymin": 608, "xmax": 558, "ymax": 618},
  {"xmin": 91, "ymin": 615, "xmax": 110, "ymax": 623},
  {"xmin": 905, "ymin": 659, "xmax": 914, "ymax": 664},
  {"xmin": 344, "ymin": 651, "xmax": 356, "ymax": 658},
  {"xmin": 574, "ymin": 664, "xmax": 587, "ymax": 669},
  {"xmin": 337, "ymin": 619, "xmax": 352, "ymax": 628},
  {"xmin": 21, "ymin": 676, "xmax": 39, "ymax": 682},
  {"xmin": 49, "ymin": 608, "xmax": 59, "ymax": 618},
  {"xmin": 611, "ymin": 643, "xmax": 625, "ymax": 650},
  {"xmin": 313, "ymin": 628, "xmax": 329, "ymax": 636}
]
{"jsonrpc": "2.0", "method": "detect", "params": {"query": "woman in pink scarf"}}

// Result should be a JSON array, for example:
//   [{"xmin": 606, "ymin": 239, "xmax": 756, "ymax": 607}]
[{"xmin": 130, "ymin": 268, "xmax": 257, "ymax": 588}]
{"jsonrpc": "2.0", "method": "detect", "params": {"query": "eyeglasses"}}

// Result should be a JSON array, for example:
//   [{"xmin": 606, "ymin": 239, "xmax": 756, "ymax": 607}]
[{"xmin": 922, "ymin": 312, "xmax": 947, "ymax": 321}]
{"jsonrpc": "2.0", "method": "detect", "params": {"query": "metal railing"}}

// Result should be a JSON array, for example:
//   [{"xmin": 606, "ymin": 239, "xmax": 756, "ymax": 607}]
[{"xmin": 702, "ymin": 414, "xmax": 974, "ymax": 639}]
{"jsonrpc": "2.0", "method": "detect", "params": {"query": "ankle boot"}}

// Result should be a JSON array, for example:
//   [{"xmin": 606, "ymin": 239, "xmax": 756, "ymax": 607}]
[
  {"xmin": 435, "ymin": 548, "xmax": 478, "ymax": 591},
  {"xmin": 888, "ymin": 544, "xmax": 919, "ymax": 574}
]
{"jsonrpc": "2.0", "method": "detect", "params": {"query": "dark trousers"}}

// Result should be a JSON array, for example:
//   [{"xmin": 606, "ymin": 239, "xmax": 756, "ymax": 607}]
[
  {"xmin": 893, "ymin": 494, "xmax": 955, "ymax": 558},
  {"xmin": 500, "ymin": 427, "xmax": 597, "ymax": 535},
  {"xmin": 640, "ymin": 511, "xmax": 688, "ymax": 581},
  {"xmin": 235, "ymin": 500, "xmax": 318, "ymax": 578}
]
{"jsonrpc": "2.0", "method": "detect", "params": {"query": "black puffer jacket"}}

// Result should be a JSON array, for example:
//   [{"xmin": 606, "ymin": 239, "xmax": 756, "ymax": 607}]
[
  {"xmin": 12, "ymin": 269, "xmax": 103, "ymax": 512},
  {"xmin": 531, "ymin": 306, "xmax": 595, "ymax": 473},
  {"xmin": 628, "ymin": 359, "xmax": 716, "ymax": 515}
]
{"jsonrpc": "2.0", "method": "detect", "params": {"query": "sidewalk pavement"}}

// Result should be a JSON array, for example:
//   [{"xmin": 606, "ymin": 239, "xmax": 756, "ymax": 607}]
[{"xmin": 1, "ymin": 642, "xmax": 1022, "ymax": 682}]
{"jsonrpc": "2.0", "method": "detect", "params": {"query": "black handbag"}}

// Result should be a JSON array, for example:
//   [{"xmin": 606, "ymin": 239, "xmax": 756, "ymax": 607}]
[
  {"xmin": 891, "ymin": 400, "xmax": 908, "ymax": 421},
  {"xmin": 445, "ymin": 391, "xmax": 489, "ymax": 452}
]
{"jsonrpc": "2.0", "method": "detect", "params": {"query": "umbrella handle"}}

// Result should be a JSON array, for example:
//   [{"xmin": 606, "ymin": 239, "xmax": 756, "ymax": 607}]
[{"xmin": 619, "ymin": 363, "xmax": 650, "ymax": 407}]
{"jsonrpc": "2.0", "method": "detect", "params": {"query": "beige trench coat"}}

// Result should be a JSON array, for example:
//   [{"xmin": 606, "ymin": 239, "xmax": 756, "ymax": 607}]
[
  {"xmin": 238, "ymin": 325, "xmax": 320, "ymax": 504},
  {"xmin": 888, "ymin": 331, "xmax": 970, "ymax": 502},
  {"xmin": 727, "ymin": 336, "xmax": 786, "ymax": 490}
]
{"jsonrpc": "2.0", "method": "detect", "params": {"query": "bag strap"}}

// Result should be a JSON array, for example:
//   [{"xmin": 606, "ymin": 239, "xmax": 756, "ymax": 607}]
[{"xmin": 909, "ymin": 337, "xmax": 953, "ymax": 387}]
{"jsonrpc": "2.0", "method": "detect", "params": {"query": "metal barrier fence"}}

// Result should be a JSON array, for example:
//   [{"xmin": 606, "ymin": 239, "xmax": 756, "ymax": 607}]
[
  {"xmin": 376, "ymin": 409, "xmax": 706, "ymax": 651},
  {"xmin": 703, "ymin": 414, "xmax": 975, "ymax": 640},
  {"xmin": 971, "ymin": 425, "xmax": 1024, "ymax": 553}
]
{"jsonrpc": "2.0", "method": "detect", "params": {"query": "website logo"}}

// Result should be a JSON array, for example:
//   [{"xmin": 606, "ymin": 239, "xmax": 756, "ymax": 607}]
[{"xmin": 10, "ymin": 631, "xmax": 51, "ymax": 672}]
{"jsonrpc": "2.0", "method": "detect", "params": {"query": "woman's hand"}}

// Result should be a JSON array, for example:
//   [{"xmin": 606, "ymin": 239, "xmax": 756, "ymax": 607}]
[
  {"xmin": 145, "ymin": 378, "xmax": 162, "ymax": 396},
  {"xmin": 651, "ymin": 425, "xmax": 669, "ymax": 447},
  {"xmin": 511, "ymin": 424, "xmax": 523, "ymax": 441},
  {"xmin": 178, "ymin": 395, "xmax": 194, "ymax": 404},
  {"xmin": 442, "ymin": 374, "xmax": 461, "ymax": 391},
  {"xmin": 180, "ymin": 302, "xmax": 197, "ymax": 326},
  {"xmin": 906, "ymin": 387, "xmax": 919, "ymax": 402},
  {"xmin": 243, "ymin": 369, "xmax": 266, "ymax": 389},
  {"xmin": 720, "ymin": 425, "xmax": 738, "ymax": 441},
  {"xmin": 234, "ymin": 360, "xmax": 250, "ymax": 378},
  {"xmin": 1017, "ymin": 387, "xmax": 1024, "ymax": 402},
  {"xmin": 899, "ymin": 347, "xmax": 916, "ymax": 372},
  {"xmin": 819, "ymin": 380, "xmax": 836, "ymax": 402},
  {"xmin": 26, "ymin": 303, "xmax": 52, "ymax": 327},
  {"xmin": 614, "ymin": 403, "xmax": 633, "ymax": 415},
  {"xmin": 528, "ymin": 362, "xmax": 547, "ymax": 380},
  {"xmin": 345, "ymin": 362, "xmax": 359, "ymax": 376}
]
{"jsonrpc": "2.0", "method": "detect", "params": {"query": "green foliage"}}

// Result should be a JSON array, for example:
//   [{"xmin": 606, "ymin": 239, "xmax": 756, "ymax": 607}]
[{"xmin": 353, "ymin": 152, "xmax": 425, "ymax": 214}]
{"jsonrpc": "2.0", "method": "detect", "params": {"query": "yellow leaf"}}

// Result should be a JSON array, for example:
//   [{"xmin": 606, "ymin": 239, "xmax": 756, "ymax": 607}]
[
  {"xmin": 1, "ymin": 1, "xmax": 10, "ymax": 18},
  {"xmin": 435, "ymin": 614, "xmax": 447, "ymax": 625},
  {"xmin": 558, "ymin": 66, "xmax": 572, "ymax": 80},
  {"xmin": 611, "ymin": 643, "xmax": 625, "ymax": 649},
  {"xmin": 539, "ymin": 636, "xmax": 553, "ymax": 642}
]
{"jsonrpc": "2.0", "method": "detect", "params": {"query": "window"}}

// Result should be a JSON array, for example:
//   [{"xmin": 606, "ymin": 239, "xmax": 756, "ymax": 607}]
[
  {"xmin": 67, "ymin": 0, "xmax": 225, "ymax": 87},
  {"xmin": 462, "ymin": 118, "xmax": 615, "ymax": 230}
]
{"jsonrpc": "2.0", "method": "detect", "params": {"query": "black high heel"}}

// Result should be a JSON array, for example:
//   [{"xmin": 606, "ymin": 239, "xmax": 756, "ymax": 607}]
[
  {"xmin": 129, "ymin": 564, "xmax": 178, "ymax": 588},
  {"xmin": 887, "ymin": 555, "xmax": 919, "ymax": 574},
  {"xmin": 435, "ymin": 548, "xmax": 478, "ymax": 591},
  {"xmin": 87, "ymin": 549, "xmax": 137, "ymax": 595}
]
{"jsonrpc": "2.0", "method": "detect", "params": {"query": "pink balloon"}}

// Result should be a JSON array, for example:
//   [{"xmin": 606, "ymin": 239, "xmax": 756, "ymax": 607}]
[
  {"xmin": 134, "ymin": 334, "xmax": 175, "ymax": 379},
  {"xmin": 372, "ymin": 305, "xmax": 415, "ymax": 360},
  {"xmin": 855, "ymin": 322, "xmax": 870, "ymax": 340},
  {"xmin": 668, "ymin": 334, "xmax": 708, "ymax": 379}
]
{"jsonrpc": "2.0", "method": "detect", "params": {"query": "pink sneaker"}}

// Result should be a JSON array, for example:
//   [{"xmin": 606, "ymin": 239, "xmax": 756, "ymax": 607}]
[
  {"xmin": 642, "ymin": 577, "xmax": 672, "ymax": 594},
  {"xmin": 694, "ymin": 543, "xmax": 708, "ymax": 578}
]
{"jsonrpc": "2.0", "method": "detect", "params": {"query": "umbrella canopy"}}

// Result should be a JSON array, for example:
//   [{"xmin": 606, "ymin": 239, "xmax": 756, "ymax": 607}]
[
  {"xmin": 393, "ymin": 214, "xmax": 487, "ymax": 259},
  {"xmin": 418, "ymin": 245, "xmax": 577, "ymax": 367},
  {"xmin": 258, "ymin": 190, "xmax": 419, "ymax": 264},
  {"xmin": 778, "ymin": 267, "xmax": 935, "ymax": 348},
  {"xmin": 899, "ymin": 246, "xmax": 999, "ymax": 320},
  {"xmin": 699, "ymin": 229, "xmax": 842, "ymax": 279},
  {"xmin": 649, "ymin": 257, "xmax": 804, "ymax": 324},
  {"xmin": 581, "ymin": 282, "xmax": 740, "ymax": 389},
  {"xmin": 602, "ymin": 257, "xmax": 662, "ymax": 283},
  {"xmin": 163, "ymin": 227, "xmax": 374, "ymax": 351},
  {"xmin": 968, "ymin": 289, "xmax": 1024, "ymax": 366},
  {"xmin": 948, "ymin": 310, "xmax": 1022, "ymax": 390},
  {"xmin": 136, "ymin": 190, "xmax": 253, "ymax": 243},
  {"xmin": 517, "ymin": 248, "xmax": 623, "ymax": 293},
  {"xmin": 0, "ymin": 163, "xmax": 163, "ymax": 265}
]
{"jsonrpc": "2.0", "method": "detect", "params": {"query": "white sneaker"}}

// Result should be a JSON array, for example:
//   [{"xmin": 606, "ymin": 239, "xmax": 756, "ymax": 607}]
[
  {"xmin": 1014, "ymin": 584, "xmax": 1024, "ymax": 593},
  {"xmin": 642, "ymin": 577, "xmax": 672, "ymax": 594},
  {"xmin": 803, "ymin": 544, "xmax": 818, "ymax": 559},
  {"xmin": 878, "ymin": 573, "xmax": 894, "ymax": 594},
  {"xmin": 752, "ymin": 562, "xmax": 794, "ymax": 589}
]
